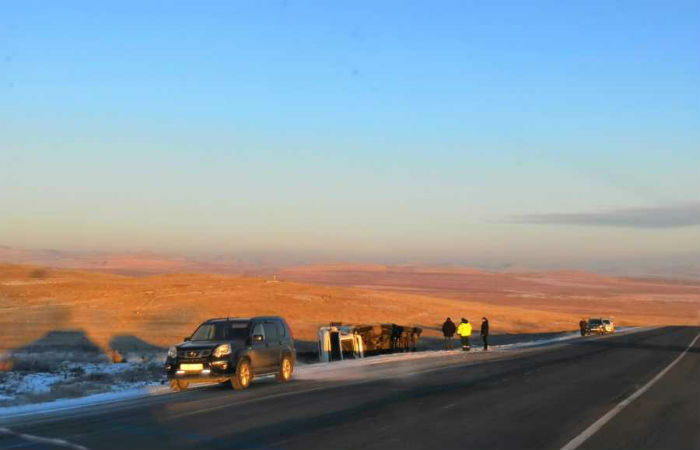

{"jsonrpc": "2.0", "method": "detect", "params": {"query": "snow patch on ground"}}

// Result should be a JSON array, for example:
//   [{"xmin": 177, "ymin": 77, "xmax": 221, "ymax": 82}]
[
  {"xmin": 0, "ymin": 359, "xmax": 167, "ymax": 411},
  {"xmin": 13, "ymin": 373, "xmax": 64, "ymax": 394}
]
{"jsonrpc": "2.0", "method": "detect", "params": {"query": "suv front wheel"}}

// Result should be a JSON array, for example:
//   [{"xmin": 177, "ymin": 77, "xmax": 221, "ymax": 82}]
[
  {"xmin": 231, "ymin": 359, "xmax": 251, "ymax": 390},
  {"xmin": 170, "ymin": 380, "xmax": 189, "ymax": 392},
  {"xmin": 276, "ymin": 356, "xmax": 293, "ymax": 382}
]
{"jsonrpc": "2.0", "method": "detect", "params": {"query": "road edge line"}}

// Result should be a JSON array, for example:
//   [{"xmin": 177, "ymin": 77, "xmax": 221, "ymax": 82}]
[
  {"xmin": 0, "ymin": 427, "xmax": 88, "ymax": 450},
  {"xmin": 559, "ymin": 330, "xmax": 700, "ymax": 450}
]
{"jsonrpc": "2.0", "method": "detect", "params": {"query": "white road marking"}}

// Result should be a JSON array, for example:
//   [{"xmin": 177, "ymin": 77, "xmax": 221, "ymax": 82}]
[
  {"xmin": 560, "ymin": 331, "xmax": 700, "ymax": 450},
  {"xmin": 0, "ymin": 426, "xmax": 88, "ymax": 450}
]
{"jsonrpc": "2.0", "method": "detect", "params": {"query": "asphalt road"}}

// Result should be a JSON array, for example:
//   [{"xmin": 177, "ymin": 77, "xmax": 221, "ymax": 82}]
[{"xmin": 1, "ymin": 326, "xmax": 698, "ymax": 450}]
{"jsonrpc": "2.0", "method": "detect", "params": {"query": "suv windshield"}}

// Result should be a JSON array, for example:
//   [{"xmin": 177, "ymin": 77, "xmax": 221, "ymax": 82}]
[
  {"xmin": 589, "ymin": 319, "xmax": 603, "ymax": 326},
  {"xmin": 190, "ymin": 321, "xmax": 250, "ymax": 341}
]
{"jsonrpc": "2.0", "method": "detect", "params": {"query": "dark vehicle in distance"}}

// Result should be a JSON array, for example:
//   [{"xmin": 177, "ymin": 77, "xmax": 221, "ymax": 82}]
[
  {"xmin": 587, "ymin": 317, "xmax": 614, "ymax": 335},
  {"xmin": 165, "ymin": 316, "xmax": 296, "ymax": 391}
]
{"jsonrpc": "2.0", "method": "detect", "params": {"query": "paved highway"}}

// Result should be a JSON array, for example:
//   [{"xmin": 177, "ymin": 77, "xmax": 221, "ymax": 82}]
[{"xmin": 1, "ymin": 326, "xmax": 698, "ymax": 450}]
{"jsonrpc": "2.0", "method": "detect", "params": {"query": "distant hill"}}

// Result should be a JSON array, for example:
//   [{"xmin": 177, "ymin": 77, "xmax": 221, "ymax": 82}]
[
  {"xmin": 0, "ymin": 245, "xmax": 272, "ymax": 277},
  {"xmin": 279, "ymin": 263, "xmax": 698, "ymax": 298},
  {"xmin": 2, "ymin": 244, "xmax": 696, "ymax": 281}
]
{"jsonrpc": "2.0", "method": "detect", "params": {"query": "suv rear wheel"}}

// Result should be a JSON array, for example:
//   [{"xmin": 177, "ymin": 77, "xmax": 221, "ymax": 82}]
[
  {"xmin": 276, "ymin": 356, "xmax": 293, "ymax": 382},
  {"xmin": 231, "ymin": 359, "xmax": 251, "ymax": 390}
]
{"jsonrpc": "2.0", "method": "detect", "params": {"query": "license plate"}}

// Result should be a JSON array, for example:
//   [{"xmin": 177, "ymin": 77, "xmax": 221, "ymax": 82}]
[{"xmin": 180, "ymin": 363, "xmax": 203, "ymax": 371}]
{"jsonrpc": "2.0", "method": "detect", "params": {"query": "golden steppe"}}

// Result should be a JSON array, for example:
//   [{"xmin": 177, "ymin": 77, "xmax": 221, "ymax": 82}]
[{"xmin": 1, "ymin": 264, "xmax": 697, "ymax": 355}]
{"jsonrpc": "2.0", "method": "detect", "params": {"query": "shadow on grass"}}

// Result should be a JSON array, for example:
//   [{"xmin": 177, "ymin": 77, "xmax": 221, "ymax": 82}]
[
  {"xmin": 13, "ymin": 330, "xmax": 103, "ymax": 355},
  {"xmin": 110, "ymin": 335, "xmax": 167, "ymax": 355},
  {"xmin": 5, "ymin": 330, "xmax": 107, "ymax": 371},
  {"xmin": 4, "ymin": 330, "xmax": 170, "ymax": 370}
]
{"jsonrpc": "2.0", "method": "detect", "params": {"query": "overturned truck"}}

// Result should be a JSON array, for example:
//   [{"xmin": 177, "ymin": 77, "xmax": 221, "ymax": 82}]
[{"xmin": 318, "ymin": 323, "xmax": 422, "ymax": 362}]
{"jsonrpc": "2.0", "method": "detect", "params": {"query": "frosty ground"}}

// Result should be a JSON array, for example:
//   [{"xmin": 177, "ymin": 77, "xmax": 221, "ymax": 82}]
[{"xmin": 0, "ymin": 328, "xmax": 643, "ymax": 419}]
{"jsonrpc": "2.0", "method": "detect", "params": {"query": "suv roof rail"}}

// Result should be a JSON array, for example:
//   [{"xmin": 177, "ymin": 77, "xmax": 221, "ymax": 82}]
[
  {"xmin": 205, "ymin": 317, "xmax": 251, "ymax": 322},
  {"xmin": 204, "ymin": 316, "xmax": 285, "ymax": 322}
]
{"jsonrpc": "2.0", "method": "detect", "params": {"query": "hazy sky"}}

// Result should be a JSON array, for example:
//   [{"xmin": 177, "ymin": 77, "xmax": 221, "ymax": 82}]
[{"xmin": 2, "ymin": 1, "xmax": 699, "ymax": 271}]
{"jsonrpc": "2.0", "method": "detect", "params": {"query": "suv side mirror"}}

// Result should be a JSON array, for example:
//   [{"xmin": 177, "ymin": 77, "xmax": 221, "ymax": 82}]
[
  {"xmin": 184, "ymin": 337, "xmax": 191, "ymax": 342},
  {"xmin": 252, "ymin": 334, "xmax": 264, "ymax": 343}
]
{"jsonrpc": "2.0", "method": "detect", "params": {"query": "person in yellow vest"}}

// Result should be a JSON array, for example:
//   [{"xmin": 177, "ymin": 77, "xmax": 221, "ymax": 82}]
[{"xmin": 457, "ymin": 318, "xmax": 472, "ymax": 351}]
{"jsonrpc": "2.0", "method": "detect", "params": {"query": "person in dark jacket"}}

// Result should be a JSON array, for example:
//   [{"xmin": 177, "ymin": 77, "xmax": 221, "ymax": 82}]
[
  {"xmin": 579, "ymin": 319, "xmax": 588, "ymax": 336},
  {"xmin": 441, "ymin": 317, "xmax": 456, "ymax": 350},
  {"xmin": 480, "ymin": 317, "xmax": 490, "ymax": 351}
]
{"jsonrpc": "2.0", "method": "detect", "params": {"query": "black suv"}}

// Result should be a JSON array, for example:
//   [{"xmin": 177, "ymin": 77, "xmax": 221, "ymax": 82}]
[{"xmin": 165, "ymin": 316, "xmax": 296, "ymax": 391}]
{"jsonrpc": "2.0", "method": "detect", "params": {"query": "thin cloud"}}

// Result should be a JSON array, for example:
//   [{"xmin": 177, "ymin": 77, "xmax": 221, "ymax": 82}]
[{"xmin": 508, "ymin": 204, "xmax": 700, "ymax": 229}]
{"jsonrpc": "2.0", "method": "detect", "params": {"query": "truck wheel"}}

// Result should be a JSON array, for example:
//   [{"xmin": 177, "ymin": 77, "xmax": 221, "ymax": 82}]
[
  {"xmin": 231, "ymin": 359, "xmax": 251, "ymax": 390},
  {"xmin": 276, "ymin": 356, "xmax": 293, "ymax": 382},
  {"xmin": 170, "ymin": 380, "xmax": 188, "ymax": 392}
]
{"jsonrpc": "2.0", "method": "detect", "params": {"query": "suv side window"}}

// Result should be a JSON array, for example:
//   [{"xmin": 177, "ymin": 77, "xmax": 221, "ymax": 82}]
[
  {"xmin": 252, "ymin": 323, "xmax": 265, "ymax": 341},
  {"xmin": 264, "ymin": 322, "xmax": 279, "ymax": 341},
  {"xmin": 276, "ymin": 320, "xmax": 286, "ymax": 338}
]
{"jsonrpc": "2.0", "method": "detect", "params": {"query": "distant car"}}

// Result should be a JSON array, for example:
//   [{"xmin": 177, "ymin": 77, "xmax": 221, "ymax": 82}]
[
  {"xmin": 602, "ymin": 318, "xmax": 615, "ymax": 334},
  {"xmin": 165, "ymin": 316, "xmax": 296, "ymax": 391},
  {"xmin": 587, "ymin": 317, "xmax": 614, "ymax": 335}
]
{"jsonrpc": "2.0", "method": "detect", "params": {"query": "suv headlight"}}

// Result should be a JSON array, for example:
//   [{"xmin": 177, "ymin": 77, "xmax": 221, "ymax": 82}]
[
  {"xmin": 167, "ymin": 346, "xmax": 177, "ymax": 358},
  {"xmin": 213, "ymin": 344, "xmax": 231, "ymax": 358}
]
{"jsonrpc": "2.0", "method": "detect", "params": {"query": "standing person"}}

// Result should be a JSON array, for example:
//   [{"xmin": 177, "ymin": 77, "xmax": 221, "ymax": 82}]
[
  {"xmin": 457, "ymin": 318, "xmax": 472, "ymax": 351},
  {"xmin": 442, "ymin": 317, "xmax": 457, "ymax": 350},
  {"xmin": 480, "ymin": 317, "xmax": 490, "ymax": 351},
  {"xmin": 579, "ymin": 319, "xmax": 587, "ymax": 336}
]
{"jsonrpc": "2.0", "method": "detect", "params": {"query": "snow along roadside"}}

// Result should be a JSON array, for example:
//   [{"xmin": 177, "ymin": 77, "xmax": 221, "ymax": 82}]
[
  {"xmin": 0, "ymin": 384, "xmax": 170, "ymax": 420},
  {"xmin": 294, "ymin": 326, "xmax": 647, "ymax": 381}
]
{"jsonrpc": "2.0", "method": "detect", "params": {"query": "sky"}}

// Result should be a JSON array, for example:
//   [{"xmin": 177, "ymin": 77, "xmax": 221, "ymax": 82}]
[{"xmin": 2, "ymin": 1, "xmax": 699, "ymax": 274}]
